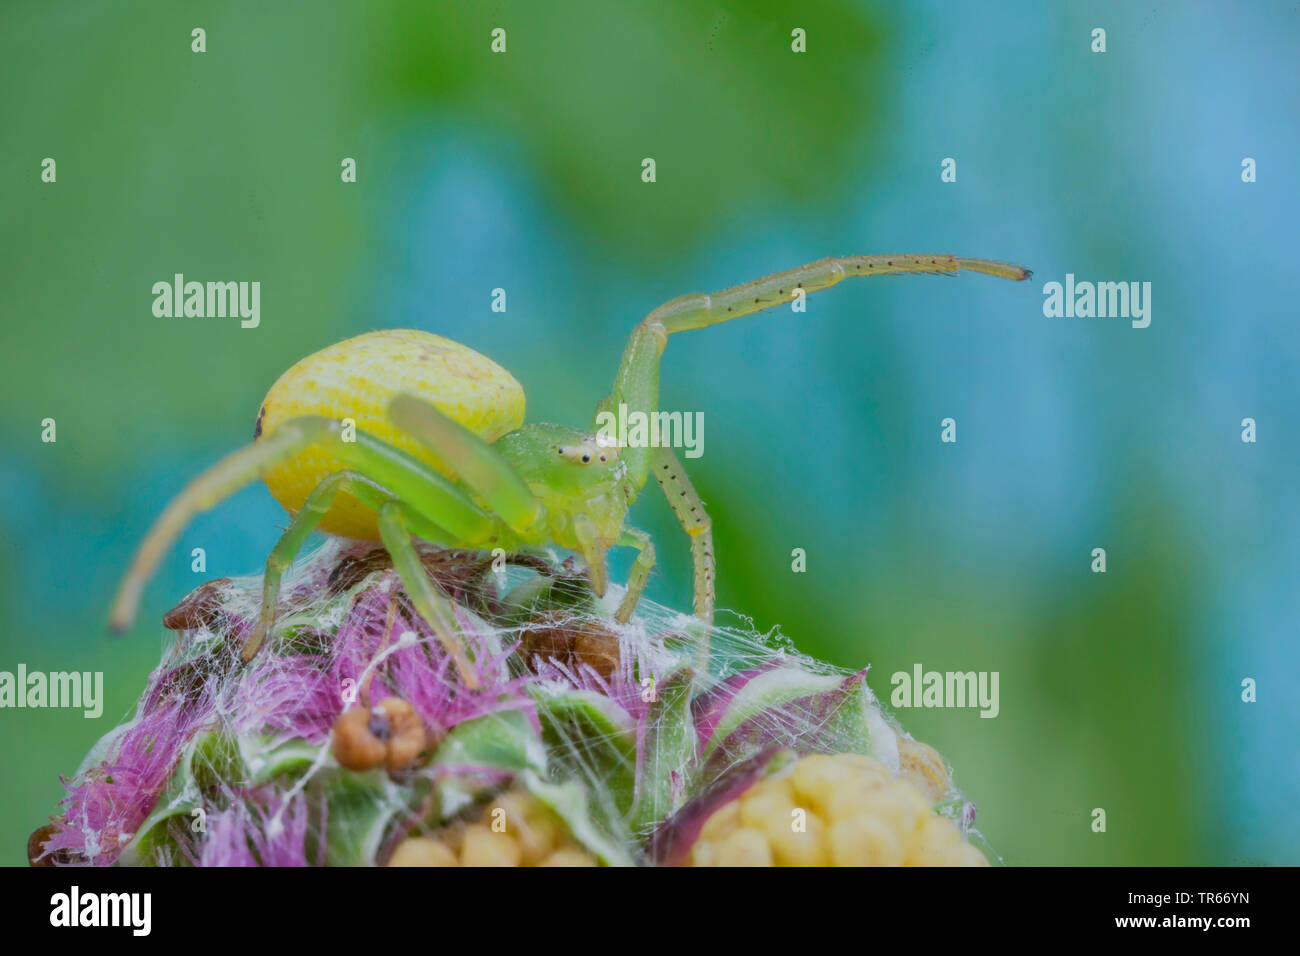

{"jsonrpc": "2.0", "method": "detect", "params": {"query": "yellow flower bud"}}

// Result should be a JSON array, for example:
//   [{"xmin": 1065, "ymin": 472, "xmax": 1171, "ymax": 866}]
[
  {"xmin": 897, "ymin": 737, "xmax": 953, "ymax": 804},
  {"xmin": 714, "ymin": 827, "xmax": 774, "ymax": 867},
  {"xmin": 686, "ymin": 753, "xmax": 987, "ymax": 867},
  {"xmin": 389, "ymin": 788, "xmax": 600, "ymax": 867},
  {"xmin": 387, "ymin": 836, "xmax": 459, "ymax": 867},
  {"xmin": 460, "ymin": 823, "xmax": 523, "ymax": 867}
]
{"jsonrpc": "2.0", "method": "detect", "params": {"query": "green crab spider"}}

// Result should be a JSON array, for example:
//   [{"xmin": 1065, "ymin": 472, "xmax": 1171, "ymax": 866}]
[{"xmin": 109, "ymin": 254, "xmax": 1030, "ymax": 687}]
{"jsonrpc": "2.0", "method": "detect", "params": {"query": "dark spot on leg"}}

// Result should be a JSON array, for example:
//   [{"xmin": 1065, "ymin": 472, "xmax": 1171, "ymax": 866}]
[{"xmin": 254, "ymin": 406, "xmax": 266, "ymax": 439}]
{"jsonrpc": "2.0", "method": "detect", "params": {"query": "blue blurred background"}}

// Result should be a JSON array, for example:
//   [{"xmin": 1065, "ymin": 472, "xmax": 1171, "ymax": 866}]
[{"xmin": 2, "ymin": 0, "xmax": 1296, "ymax": 865}]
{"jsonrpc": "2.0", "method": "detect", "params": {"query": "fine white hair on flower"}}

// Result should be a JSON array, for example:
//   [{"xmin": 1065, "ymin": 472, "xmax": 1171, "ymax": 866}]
[{"xmin": 32, "ymin": 538, "xmax": 992, "ymax": 868}]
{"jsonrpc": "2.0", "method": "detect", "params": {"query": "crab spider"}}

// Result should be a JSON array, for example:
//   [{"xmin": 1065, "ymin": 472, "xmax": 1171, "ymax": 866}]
[{"xmin": 109, "ymin": 253, "xmax": 1030, "ymax": 687}]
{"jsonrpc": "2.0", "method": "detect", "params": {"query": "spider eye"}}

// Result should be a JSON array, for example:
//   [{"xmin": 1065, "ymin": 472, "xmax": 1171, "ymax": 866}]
[{"xmin": 557, "ymin": 445, "xmax": 597, "ymax": 464}]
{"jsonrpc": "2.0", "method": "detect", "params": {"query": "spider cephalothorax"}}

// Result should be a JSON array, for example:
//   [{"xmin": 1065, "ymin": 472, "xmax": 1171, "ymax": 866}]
[{"xmin": 110, "ymin": 254, "xmax": 1029, "ymax": 687}]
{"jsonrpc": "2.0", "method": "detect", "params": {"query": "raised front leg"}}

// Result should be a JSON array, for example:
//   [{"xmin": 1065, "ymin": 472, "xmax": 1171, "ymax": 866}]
[{"xmin": 596, "ymin": 254, "xmax": 1030, "ymax": 489}]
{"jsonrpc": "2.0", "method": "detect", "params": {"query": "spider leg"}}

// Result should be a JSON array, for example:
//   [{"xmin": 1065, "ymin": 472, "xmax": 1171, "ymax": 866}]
[
  {"xmin": 649, "ymin": 447, "xmax": 714, "ymax": 625},
  {"xmin": 571, "ymin": 512, "xmax": 609, "ymax": 600},
  {"xmin": 243, "ymin": 470, "xmax": 455, "ymax": 661},
  {"xmin": 109, "ymin": 415, "xmax": 495, "ymax": 634},
  {"xmin": 613, "ymin": 527, "xmax": 656, "ymax": 623},
  {"xmin": 388, "ymin": 393, "xmax": 542, "ymax": 533},
  {"xmin": 377, "ymin": 501, "xmax": 480, "ymax": 689},
  {"xmin": 596, "ymin": 254, "xmax": 1030, "ymax": 488}
]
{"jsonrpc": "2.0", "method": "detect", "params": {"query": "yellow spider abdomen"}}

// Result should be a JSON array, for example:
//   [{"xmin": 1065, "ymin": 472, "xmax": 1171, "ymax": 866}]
[{"xmin": 256, "ymin": 329, "xmax": 526, "ymax": 540}]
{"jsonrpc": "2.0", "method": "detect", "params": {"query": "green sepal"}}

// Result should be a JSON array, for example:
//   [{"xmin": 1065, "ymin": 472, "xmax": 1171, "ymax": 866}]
[
  {"xmin": 531, "ymin": 686, "xmax": 637, "ymax": 813},
  {"xmin": 628, "ymin": 665, "xmax": 695, "ymax": 832},
  {"xmin": 700, "ymin": 667, "xmax": 900, "ymax": 778},
  {"xmin": 119, "ymin": 729, "xmax": 240, "ymax": 865},
  {"xmin": 239, "ymin": 734, "xmax": 324, "ymax": 786},
  {"xmin": 319, "ymin": 768, "xmax": 410, "ymax": 866},
  {"xmin": 497, "ymin": 570, "xmax": 599, "ymax": 627},
  {"xmin": 428, "ymin": 708, "xmax": 548, "ymax": 815},
  {"xmin": 702, "ymin": 669, "xmax": 841, "ymax": 758},
  {"xmin": 518, "ymin": 770, "xmax": 634, "ymax": 867}
]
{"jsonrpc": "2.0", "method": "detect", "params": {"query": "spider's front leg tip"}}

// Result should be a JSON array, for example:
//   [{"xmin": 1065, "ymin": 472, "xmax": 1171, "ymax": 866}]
[
  {"xmin": 240, "ymin": 622, "xmax": 270, "ymax": 663},
  {"xmin": 451, "ymin": 654, "xmax": 481, "ymax": 691},
  {"xmin": 613, "ymin": 598, "xmax": 636, "ymax": 624},
  {"xmin": 107, "ymin": 599, "xmax": 135, "ymax": 635}
]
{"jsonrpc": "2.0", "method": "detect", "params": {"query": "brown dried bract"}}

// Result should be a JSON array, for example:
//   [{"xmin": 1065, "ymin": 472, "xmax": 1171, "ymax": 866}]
[
  {"xmin": 162, "ymin": 577, "xmax": 233, "ymax": 630},
  {"xmin": 329, "ymin": 547, "xmax": 494, "ymax": 604},
  {"xmin": 332, "ymin": 697, "xmax": 428, "ymax": 774},
  {"xmin": 518, "ymin": 616, "xmax": 576, "ymax": 665},
  {"xmin": 518, "ymin": 612, "xmax": 621, "ymax": 680},
  {"xmin": 573, "ymin": 626, "xmax": 620, "ymax": 680},
  {"xmin": 329, "ymin": 547, "xmax": 573, "ymax": 628},
  {"xmin": 326, "ymin": 550, "xmax": 395, "ymax": 596},
  {"xmin": 28, "ymin": 822, "xmax": 84, "ymax": 867},
  {"xmin": 146, "ymin": 657, "xmax": 224, "ymax": 709}
]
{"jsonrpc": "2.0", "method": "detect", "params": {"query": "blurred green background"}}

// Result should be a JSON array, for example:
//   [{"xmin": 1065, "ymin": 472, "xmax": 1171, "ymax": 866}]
[{"xmin": 2, "ymin": 0, "xmax": 1296, "ymax": 865}]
